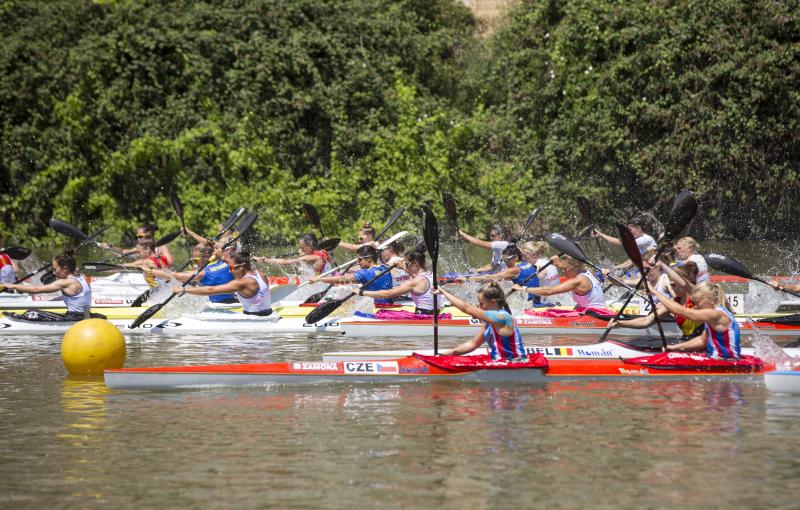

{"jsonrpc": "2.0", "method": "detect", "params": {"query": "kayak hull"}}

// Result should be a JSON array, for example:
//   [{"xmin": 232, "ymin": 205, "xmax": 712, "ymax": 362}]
[
  {"xmin": 764, "ymin": 370, "xmax": 800, "ymax": 394},
  {"xmin": 105, "ymin": 357, "xmax": 548, "ymax": 390}
]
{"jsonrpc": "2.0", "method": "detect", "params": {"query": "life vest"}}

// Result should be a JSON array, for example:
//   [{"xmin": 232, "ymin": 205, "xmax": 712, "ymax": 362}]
[
  {"xmin": 674, "ymin": 296, "xmax": 704, "ymax": 338},
  {"xmin": 313, "ymin": 249, "xmax": 331, "ymax": 275},
  {"xmin": 200, "ymin": 260, "xmax": 235, "ymax": 303},
  {"xmin": 354, "ymin": 264, "xmax": 394, "ymax": 304},
  {"xmin": 511, "ymin": 261, "xmax": 541, "ymax": 304}
]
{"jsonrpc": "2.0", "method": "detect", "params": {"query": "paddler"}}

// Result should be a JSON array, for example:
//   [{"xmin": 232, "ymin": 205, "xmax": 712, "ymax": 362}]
[
  {"xmin": 432, "ymin": 283, "xmax": 528, "ymax": 361},
  {"xmin": 607, "ymin": 261, "xmax": 703, "ymax": 338},
  {"xmin": 520, "ymin": 240, "xmax": 560, "ymax": 288},
  {"xmin": 510, "ymin": 255, "xmax": 607, "ymax": 310},
  {"xmin": 593, "ymin": 218, "xmax": 656, "ymax": 272},
  {"xmin": 99, "ymin": 223, "xmax": 175, "ymax": 266},
  {"xmin": 255, "ymin": 233, "xmax": 332, "ymax": 276},
  {"xmin": 309, "ymin": 245, "xmax": 394, "ymax": 304},
  {"xmin": 380, "ymin": 240, "xmax": 410, "ymax": 288},
  {"xmin": 604, "ymin": 248, "xmax": 673, "ymax": 301},
  {"xmin": 465, "ymin": 245, "xmax": 549, "ymax": 306},
  {"xmin": 175, "ymin": 252, "xmax": 273, "ymax": 316},
  {"xmin": 457, "ymin": 224, "xmax": 511, "ymax": 272},
  {"xmin": 673, "ymin": 237, "xmax": 709, "ymax": 283},
  {"xmin": 147, "ymin": 243, "xmax": 236, "ymax": 304},
  {"xmin": 0, "ymin": 233, "xmax": 18, "ymax": 284},
  {"xmin": 338, "ymin": 222, "xmax": 377, "ymax": 253},
  {"xmin": 356, "ymin": 251, "xmax": 435, "ymax": 314},
  {"xmin": 183, "ymin": 222, "xmax": 235, "ymax": 251},
  {"xmin": 646, "ymin": 280, "xmax": 740, "ymax": 358},
  {"xmin": 0, "ymin": 252, "xmax": 98, "ymax": 320}
]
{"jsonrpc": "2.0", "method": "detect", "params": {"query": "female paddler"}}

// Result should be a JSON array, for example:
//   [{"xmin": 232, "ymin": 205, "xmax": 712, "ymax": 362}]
[
  {"xmin": 309, "ymin": 245, "xmax": 394, "ymax": 304},
  {"xmin": 123, "ymin": 239, "xmax": 172, "ymax": 289},
  {"xmin": 647, "ymin": 280, "xmax": 741, "ymax": 358},
  {"xmin": 175, "ymin": 252, "xmax": 273, "ymax": 316},
  {"xmin": 99, "ymin": 223, "xmax": 175, "ymax": 267},
  {"xmin": 465, "ymin": 245, "xmax": 548, "ymax": 307},
  {"xmin": 432, "ymin": 283, "xmax": 528, "ymax": 361},
  {"xmin": 357, "ymin": 251, "xmax": 435, "ymax": 315},
  {"xmin": 457, "ymin": 224, "xmax": 511, "ymax": 272},
  {"xmin": 338, "ymin": 222, "xmax": 377, "ymax": 253},
  {"xmin": 0, "ymin": 252, "xmax": 95, "ymax": 320},
  {"xmin": 510, "ymin": 255, "xmax": 606, "ymax": 310},
  {"xmin": 147, "ymin": 243, "xmax": 236, "ymax": 304},
  {"xmin": 255, "ymin": 233, "xmax": 332, "ymax": 276},
  {"xmin": 0, "ymin": 233, "xmax": 19, "ymax": 283}
]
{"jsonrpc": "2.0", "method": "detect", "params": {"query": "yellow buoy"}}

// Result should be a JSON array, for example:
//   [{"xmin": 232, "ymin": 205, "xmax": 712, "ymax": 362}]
[{"xmin": 61, "ymin": 319, "xmax": 126, "ymax": 376}]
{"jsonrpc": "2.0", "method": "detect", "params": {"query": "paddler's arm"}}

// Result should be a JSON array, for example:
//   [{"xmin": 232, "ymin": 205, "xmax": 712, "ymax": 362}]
[
  {"xmin": 431, "ymin": 287, "xmax": 504, "ymax": 327},
  {"xmin": 666, "ymin": 329, "xmax": 707, "ymax": 352},
  {"xmin": 772, "ymin": 280, "xmax": 800, "ymax": 293},
  {"xmin": 310, "ymin": 273, "xmax": 357, "ymax": 285},
  {"xmin": 511, "ymin": 276, "xmax": 581, "ymax": 297},
  {"xmin": 174, "ymin": 279, "xmax": 246, "ymax": 296},
  {"xmin": 468, "ymin": 266, "xmax": 519, "ymax": 282},
  {"xmin": 442, "ymin": 330, "xmax": 485, "ymax": 356},
  {"xmin": 592, "ymin": 228, "xmax": 622, "ymax": 247},
  {"xmin": 646, "ymin": 283, "xmax": 721, "ymax": 324},
  {"xmin": 457, "ymin": 230, "xmax": 492, "ymax": 249},
  {"xmin": 659, "ymin": 262, "xmax": 694, "ymax": 292},
  {"xmin": 182, "ymin": 227, "xmax": 214, "ymax": 246},
  {"xmin": 608, "ymin": 303, "xmax": 668, "ymax": 329},
  {"xmin": 1, "ymin": 278, "xmax": 73, "ymax": 295}
]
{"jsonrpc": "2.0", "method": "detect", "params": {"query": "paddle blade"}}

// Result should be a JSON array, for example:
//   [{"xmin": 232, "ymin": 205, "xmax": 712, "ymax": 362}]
[
  {"xmin": 617, "ymin": 223, "xmax": 645, "ymax": 272},
  {"xmin": 520, "ymin": 208, "xmax": 541, "ymax": 237},
  {"xmin": 442, "ymin": 193, "xmax": 458, "ymax": 223},
  {"xmin": 170, "ymin": 191, "xmax": 185, "ymax": 219},
  {"xmin": 49, "ymin": 218, "xmax": 87, "ymax": 242},
  {"xmin": 376, "ymin": 207, "xmax": 405, "ymax": 240},
  {"xmin": 270, "ymin": 283, "xmax": 298, "ymax": 303},
  {"xmin": 576, "ymin": 197, "xmax": 594, "ymax": 225},
  {"xmin": 82, "ymin": 262, "xmax": 129, "ymax": 273},
  {"xmin": 229, "ymin": 212, "xmax": 258, "ymax": 241},
  {"xmin": 421, "ymin": 205, "xmax": 439, "ymax": 288},
  {"xmin": 221, "ymin": 207, "xmax": 247, "ymax": 234},
  {"xmin": 156, "ymin": 230, "xmax": 181, "ymax": 246},
  {"xmin": 546, "ymin": 232, "xmax": 589, "ymax": 264},
  {"xmin": 706, "ymin": 253, "xmax": 754, "ymax": 280},
  {"xmin": 304, "ymin": 295, "xmax": 351, "ymax": 324},
  {"xmin": 2, "ymin": 247, "xmax": 31, "ymax": 260},
  {"xmin": 302, "ymin": 284, "xmax": 333, "ymax": 304},
  {"xmin": 318, "ymin": 238, "xmax": 340, "ymax": 252},
  {"xmin": 130, "ymin": 298, "xmax": 170, "ymax": 328},
  {"xmin": 302, "ymin": 203, "xmax": 322, "ymax": 231},
  {"xmin": 663, "ymin": 191, "xmax": 698, "ymax": 242},
  {"xmin": 40, "ymin": 271, "xmax": 57, "ymax": 285}
]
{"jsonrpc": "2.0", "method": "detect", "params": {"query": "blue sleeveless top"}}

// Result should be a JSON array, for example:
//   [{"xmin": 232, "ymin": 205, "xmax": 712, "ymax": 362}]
[
  {"xmin": 511, "ymin": 262, "xmax": 541, "ymax": 304},
  {"xmin": 355, "ymin": 264, "xmax": 394, "ymax": 304},
  {"xmin": 200, "ymin": 260, "xmax": 235, "ymax": 303}
]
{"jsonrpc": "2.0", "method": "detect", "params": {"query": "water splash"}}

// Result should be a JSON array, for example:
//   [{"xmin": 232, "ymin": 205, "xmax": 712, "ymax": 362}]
[{"xmin": 748, "ymin": 320, "xmax": 800, "ymax": 370}]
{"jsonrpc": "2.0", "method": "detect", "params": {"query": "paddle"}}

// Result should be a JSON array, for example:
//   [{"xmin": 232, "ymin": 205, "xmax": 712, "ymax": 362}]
[
  {"xmin": 49, "ymin": 218, "xmax": 88, "ymax": 243},
  {"xmin": 616, "ymin": 222, "xmax": 669, "ymax": 351},
  {"xmin": 302, "ymin": 203, "xmax": 325, "ymax": 239},
  {"xmin": 275, "ymin": 237, "xmax": 340, "ymax": 258},
  {"xmin": 170, "ymin": 191, "xmax": 187, "ymax": 234},
  {"xmin": 129, "ymin": 211, "xmax": 258, "ymax": 328},
  {"xmin": 504, "ymin": 224, "xmax": 595, "ymax": 298},
  {"xmin": 81, "ymin": 262, "xmax": 140, "ymax": 273},
  {"xmin": 270, "ymin": 283, "xmax": 300, "ymax": 304},
  {"xmin": 511, "ymin": 208, "xmax": 541, "ymax": 243},
  {"xmin": 577, "ymin": 196, "xmax": 606, "ymax": 257},
  {"xmin": 706, "ymin": 253, "xmax": 800, "ymax": 300},
  {"xmin": 303, "ymin": 264, "xmax": 397, "ymax": 324},
  {"xmin": 422, "ymin": 205, "xmax": 440, "ymax": 354},
  {"xmin": 0, "ymin": 247, "xmax": 31, "ymax": 260},
  {"xmin": 155, "ymin": 230, "xmax": 181, "ymax": 247},
  {"xmin": 597, "ymin": 191, "xmax": 698, "ymax": 342},
  {"xmin": 300, "ymin": 208, "xmax": 406, "ymax": 303},
  {"xmin": 442, "ymin": 193, "xmax": 470, "ymax": 268}
]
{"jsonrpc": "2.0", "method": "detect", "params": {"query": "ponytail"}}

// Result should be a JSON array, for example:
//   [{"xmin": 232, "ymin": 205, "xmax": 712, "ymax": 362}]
[{"xmin": 478, "ymin": 282, "xmax": 511, "ymax": 314}]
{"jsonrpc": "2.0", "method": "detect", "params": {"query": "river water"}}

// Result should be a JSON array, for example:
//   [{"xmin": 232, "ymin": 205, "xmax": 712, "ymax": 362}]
[
  {"xmin": 3, "ymin": 331, "xmax": 800, "ymax": 509},
  {"xmin": 3, "ymin": 241, "xmax": 800, "ymax": 508}
]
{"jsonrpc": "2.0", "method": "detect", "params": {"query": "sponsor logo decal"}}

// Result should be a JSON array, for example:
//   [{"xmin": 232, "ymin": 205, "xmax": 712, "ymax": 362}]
[
  {"xmin": 526, "ymin": 346, "xmax": 574, "ymax": 357},
  {"xmin": 399, "ymin": 365, "xmax": 430, "ymax": 374},
  {"xmin": 155, "ymin": 322, "xmax": 182, "ymax": 329},
  {"xmin": 94, "ymin": 299, "xmax": 125, "ymax": 304},
  {"xmin": 0, "ymin": 323, "xmax": 10, "ymax": 329},
  {"xmin": 517, "ymin": 318, "xmax": 553, "ymax": 326},
  {"xmin": 343, "ymin": 361, "xmax": 399, "ymax": 374},
  {"xmin": 618, "ymin": 368, "xmax": 650, "ymax": 375},
  {"xmin": 291, "ymin": 362, "xmax": 339, "ymax": 372}
]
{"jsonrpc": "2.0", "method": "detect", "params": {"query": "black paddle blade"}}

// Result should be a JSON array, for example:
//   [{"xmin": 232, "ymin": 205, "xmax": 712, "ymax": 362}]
[
  {"xmin": 221, "ymin": 207, "xmax": 247, "ymax": 234},
  {"xmin": 663, "ymin": 191, "xmax": 698, "ymax": 241},
  {"xmin": 302, "ymin": 203, "xmax": 322, "ymax": 231},
  {"xmin": 318, "ymin": 238, "xmax": 340, "ymax": 252},
  {"xmin": 302, "ymin": 284, "xmax": 333, "ymax": 304},
  {"xmin": 156, "ymin": 230, "xmax": 181, "ymax": 246},
  {"xmin": 376, "ymin": 207, "xmax": 405, "ymax": 240},
  {"xmin": 421, "ymin": 206, "xmax": 439, "ymax": 262},
  {"xmin": 304, "ymin": 295, "xmax": 351, "ymax": 324},
  {"xmin": 520, "ymin": 208, "xmax": 541, "ymax": 237},
  {"xmin": 82, "ymin": 262, "xmax": 129, "ymax": 272},
  {"xmin": 576, "ymin": 196, "xmax": 594, "ymax": 225},
  {"xmin": 617, "ymin": 223, "xmax": 645, "ymax": 272},
  {"xmin": 131, "ymin": 289, "xmax": 152, "ymax": 308},
  {"xmin": 49, "ymin": 218, "xmax": 88, "ymax": 242},
  {"xmin": 40, "ymin": 271, "xmax": 57, "ymax": 284},
  {"xmin": 129, "ymin": 299, "xmax": 169, "ymax": 329},
  {"xmin": 230, "ymin": 212, "xmax": 258, "ymax": 239},
  {"xmin": 546, "ymin": 232, "xmax": 589, "ymax": 264},
  {"xmin": 442, "ymin": 193, "xmax": 458, "ymax": 223},
  {"xmin": 706, "ymin": 253, "xmax": 754, "ymax": 280},
  {"xmin": 2, "ymin": 247, "xmax": 31, "ymax": 260},
  {"xmin": 170, "ymin": 191, "xmax": 185, "ymax": 219}
]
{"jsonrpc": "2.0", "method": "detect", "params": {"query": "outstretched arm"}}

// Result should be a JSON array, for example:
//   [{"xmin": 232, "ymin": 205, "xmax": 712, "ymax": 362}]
[{"xmin": 458, "ymin": 231, "xmax": 492, "ymax": 249}]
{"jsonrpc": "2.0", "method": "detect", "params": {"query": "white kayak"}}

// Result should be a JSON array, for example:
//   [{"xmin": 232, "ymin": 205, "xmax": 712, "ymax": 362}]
[
  {"xmin": 0, "ymin": 308, "xmax": 341, "ymax": 336},
  {"xmin": 764, "ymin": 370, "xmax": 800, "ymax": 394}
]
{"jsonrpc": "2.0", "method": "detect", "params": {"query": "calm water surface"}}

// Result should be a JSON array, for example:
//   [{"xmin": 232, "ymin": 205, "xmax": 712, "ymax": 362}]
[{"xmin": 2, "ymin": 332, "xmax": 800, "ymax": 509}]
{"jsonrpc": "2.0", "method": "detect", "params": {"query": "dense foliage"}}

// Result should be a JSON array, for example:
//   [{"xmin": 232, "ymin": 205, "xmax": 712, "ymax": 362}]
[{"xmin": 1, "ymin": 0, "xmax": 798, "ymax": 247}]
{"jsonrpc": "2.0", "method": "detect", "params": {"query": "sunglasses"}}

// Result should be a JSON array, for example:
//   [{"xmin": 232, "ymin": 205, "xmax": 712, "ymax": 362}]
[
  {"xmin": 136, "ymin": 233, "xmax": 152, "ymax": 238},
  {"xmin": 228, "ymin": 263, "xmax": 245, "ymax": 270}
]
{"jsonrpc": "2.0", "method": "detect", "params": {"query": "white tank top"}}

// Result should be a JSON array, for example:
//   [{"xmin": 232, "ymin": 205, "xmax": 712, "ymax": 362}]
[
  {"xmin": 572, "ymin": 270, "xmax": 605, "ymax": 309},
  {"xmin": 387, "ymin": 255, "xmax": 410, "ymax": 287},
  {"xmin": 410, "ymin": 272, "xmax": 435, "ymax": 310},
  {"xmin": 535, "ymin": 257, "xmax": 561, "ymax": 287},
  {"xmin": 236, "ymin": 272, "xmax": 271, "ymax": 313},
  {"xmin": 63, "ymin": 274, "xmax": 92, "ymax": 313}
]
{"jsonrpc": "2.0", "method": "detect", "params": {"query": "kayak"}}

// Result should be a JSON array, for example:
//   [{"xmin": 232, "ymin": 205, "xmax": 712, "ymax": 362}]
[
  {"xmin": 337, "ymin": 313, "xmax": 800, "ymax": 338},
  {"xmin": 764, "ymin": 370, "xmax": 800, "ymax": 394},
  {"xmin": 104, "ymin": 354, "xmax": 550, "ymax": 390},
  {"xmin": 0, "ymin": 310, "xmax": 342, "ymax": 336},
  {"xmin": 321, "ymin": 339, "xmax": 800, "ymax": 363}
]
